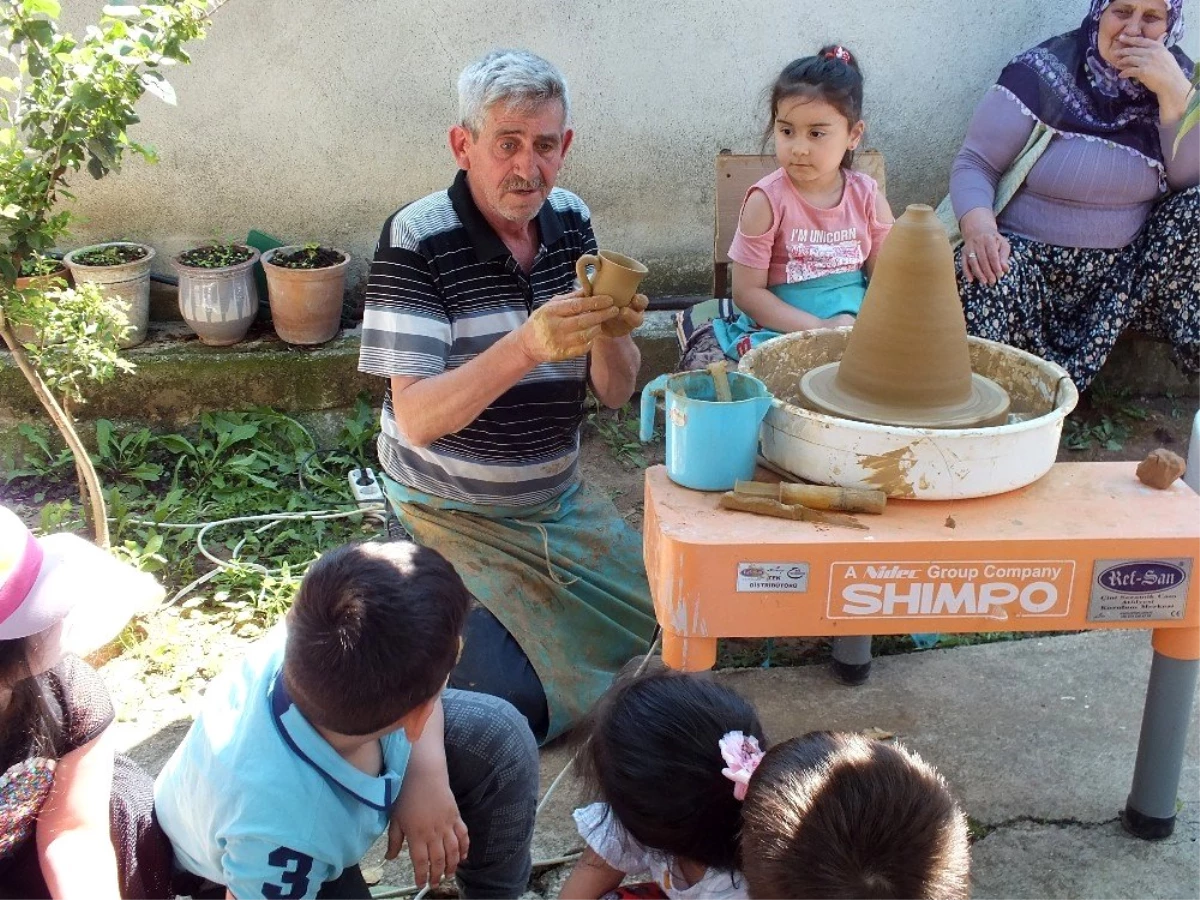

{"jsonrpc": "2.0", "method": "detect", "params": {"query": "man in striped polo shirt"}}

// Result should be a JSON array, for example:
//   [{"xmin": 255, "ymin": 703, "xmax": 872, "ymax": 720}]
[{"xmin": 359, "ymin": 49, "xmax": 656, "ymax": 744}]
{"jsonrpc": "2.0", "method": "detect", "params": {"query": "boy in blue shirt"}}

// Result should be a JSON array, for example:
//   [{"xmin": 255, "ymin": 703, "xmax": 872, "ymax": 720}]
[{"xmin": 154, "ymin": 540, "xmax": 539, "ymax": 899}]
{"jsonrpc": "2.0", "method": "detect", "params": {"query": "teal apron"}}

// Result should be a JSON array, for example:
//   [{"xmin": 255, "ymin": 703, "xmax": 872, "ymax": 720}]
[
  {"xmin": 713, "ymin": 269, "xmax": 867, "ymax": 359},
  {"xmin": 382, "ymin": 476, "xmax": 656, "ymax": 742}
]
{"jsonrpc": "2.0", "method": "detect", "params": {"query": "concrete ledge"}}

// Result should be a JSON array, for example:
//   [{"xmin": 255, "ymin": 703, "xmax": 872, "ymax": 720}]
[
  {"xmin": 1, "ymin": 323, "xmax": 381, "ymax": 427},
  {"xmin": 2, "ymin": 313, "xmax": 1190, "ymax": 433},
  {"xmin": 633, "ymin": 309, "xmax": 681, "ymax": 388},
  {"xmin": 633, "ymin": 313, "xmax": 1200, "ymax": 397},
  {"xmin": 1, "ymin": 314, "xmax": 684, "ymax": 428}
]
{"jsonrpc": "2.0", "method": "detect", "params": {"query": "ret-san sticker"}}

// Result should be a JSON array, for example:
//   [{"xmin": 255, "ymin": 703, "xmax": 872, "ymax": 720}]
[
  {"xmin": 1087, "ymin": 558, "xmax": 1192, "ymax": 623},
  {"xmin": 736, "ymin": 562, "xmax": 810, "ymax": 593}
]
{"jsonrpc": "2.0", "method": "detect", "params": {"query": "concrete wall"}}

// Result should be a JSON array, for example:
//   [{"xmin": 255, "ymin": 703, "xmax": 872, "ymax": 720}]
[{"xmin": 60, "ymin": 0, "xmax": 1200, "ymax": 295}]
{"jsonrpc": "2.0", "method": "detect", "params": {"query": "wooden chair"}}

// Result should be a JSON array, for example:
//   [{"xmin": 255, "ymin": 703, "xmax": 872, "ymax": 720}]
[{"xmin": 712, "ymin": 149, "xmax": 887, "ymax": 298}]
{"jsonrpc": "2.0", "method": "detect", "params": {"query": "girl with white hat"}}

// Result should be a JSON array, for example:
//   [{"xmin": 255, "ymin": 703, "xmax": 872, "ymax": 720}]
[{"xmin": 0, "ymin": 506, "xmax": 171, "ymax": 898}]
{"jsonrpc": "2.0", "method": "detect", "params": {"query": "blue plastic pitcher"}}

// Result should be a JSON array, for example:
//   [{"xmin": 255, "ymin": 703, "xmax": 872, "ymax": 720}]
[{"xmin": 640, "ymin": 370, "xmax": 774, "ymax": 491}]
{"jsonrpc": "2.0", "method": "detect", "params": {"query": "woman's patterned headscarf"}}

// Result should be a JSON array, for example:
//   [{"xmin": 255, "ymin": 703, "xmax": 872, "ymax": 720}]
[{"xmin": 996, "ymin": 0, "xmax": 1192, "ymax": 165}]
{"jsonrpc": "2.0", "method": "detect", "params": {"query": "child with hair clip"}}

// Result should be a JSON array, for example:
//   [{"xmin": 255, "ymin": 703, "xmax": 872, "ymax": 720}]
[
  {"xmin": 559, "ymin": 666, "xmax": 766, "ymax": 899},
  {"xmin": 684, "ymin": 44, "xmax": 895, "ymax": 368},
  {"xmin": 739, "ymin": 731, "xmax": 972, "ymax": 899}
]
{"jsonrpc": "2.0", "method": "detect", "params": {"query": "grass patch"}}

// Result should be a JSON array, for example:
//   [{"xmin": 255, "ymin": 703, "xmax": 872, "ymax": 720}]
[
  {"xmin": 966, "ymin": 816, "xmax": 995, "ymax": 842},
  {"xmin": 1062, "ymin": 386, "xmax": 1150, "ymax": 452},
  {"xmin": 4, "ymin": 396, "xmax": 383, "ymax": 627},
  {"xmin": 586, "ymin": 396, "xmax": 657, "ymax": 469}
]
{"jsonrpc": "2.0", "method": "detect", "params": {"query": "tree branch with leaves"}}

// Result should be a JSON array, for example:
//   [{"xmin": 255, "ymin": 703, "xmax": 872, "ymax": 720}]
[{"xmin": 1, "ymin": 0, "xmax": 217, "ymax": 545}]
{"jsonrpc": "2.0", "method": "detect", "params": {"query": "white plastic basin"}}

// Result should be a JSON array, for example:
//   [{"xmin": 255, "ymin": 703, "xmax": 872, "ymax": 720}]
[{"xmin": 740, "ymin": 329, "xmax": 1079, "ymax": 500}]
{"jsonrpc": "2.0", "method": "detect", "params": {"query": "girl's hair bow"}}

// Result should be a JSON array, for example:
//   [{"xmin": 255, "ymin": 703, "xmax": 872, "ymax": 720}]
[
  {"xmin": 824, "ymin": 45, "xmax": 854, "ymax": 65},
  {"xmin": 719, "ymin": 730, "xmax": 765, "ymax": 801}
]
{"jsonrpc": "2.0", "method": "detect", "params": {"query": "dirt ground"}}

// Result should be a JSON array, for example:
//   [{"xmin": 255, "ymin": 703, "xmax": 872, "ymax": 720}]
[{"xmin": 1057, "ymin": 392, "xmax": 1196, "ymax": 462}]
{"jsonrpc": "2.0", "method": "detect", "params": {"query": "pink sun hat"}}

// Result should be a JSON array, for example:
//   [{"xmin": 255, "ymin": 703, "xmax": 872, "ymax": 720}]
[{"xmin": 0, "ymin": 506, "xmax": 164, "ymax": 658}]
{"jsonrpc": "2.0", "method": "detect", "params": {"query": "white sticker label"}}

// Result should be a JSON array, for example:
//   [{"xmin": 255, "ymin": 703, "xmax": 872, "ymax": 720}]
[
  {"xmin": 1087, "ymin": 558, "xmax": 1192, "ymax": 622},
  {"xmin": 736, "ymin": 562, "xmax": 810, "ymax": 593},
  {"xmin": 826, "ymin": 560, "xmax": 1074, "ymax": 620}
]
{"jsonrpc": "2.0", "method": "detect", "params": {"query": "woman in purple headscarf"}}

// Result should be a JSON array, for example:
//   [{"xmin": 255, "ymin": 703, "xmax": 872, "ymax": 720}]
[{"xmin": 948, "ymin": 0, "xmax": 1197, "ymax": 392}]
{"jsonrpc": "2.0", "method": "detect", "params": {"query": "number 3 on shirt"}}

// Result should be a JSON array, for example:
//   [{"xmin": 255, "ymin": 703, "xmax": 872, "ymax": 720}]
[{"xmin": 263, "ymin": 846, "xmax": 314, "ymax": 899}]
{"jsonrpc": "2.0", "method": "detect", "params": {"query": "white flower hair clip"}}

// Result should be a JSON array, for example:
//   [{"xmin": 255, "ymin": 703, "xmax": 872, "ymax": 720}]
[{"xmin": 719, "ymin": 730, "xmax": 765, "ymax": 801}]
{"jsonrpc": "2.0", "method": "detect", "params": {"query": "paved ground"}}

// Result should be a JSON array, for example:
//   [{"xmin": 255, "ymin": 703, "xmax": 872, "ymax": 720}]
[
  {"xmin": 719, "ymin": 631, "xmax": 1200, "ymax": 900},
  {"xmin": 124, "ymin": 629, "xmax": 1199, "ymax": 899}
]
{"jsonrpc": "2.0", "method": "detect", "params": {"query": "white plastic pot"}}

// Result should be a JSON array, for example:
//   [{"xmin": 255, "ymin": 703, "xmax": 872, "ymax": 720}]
[
  {"xmin": 740, "ymin": 329, "xmax": 1079, "ymax": 499},
  {"xmin": 63, "ymin": 242, "xmax": 154, "ymax": 349},
  {"xmin": 172, "ymin": 248, "xmax": 260, "ymax": 346}
]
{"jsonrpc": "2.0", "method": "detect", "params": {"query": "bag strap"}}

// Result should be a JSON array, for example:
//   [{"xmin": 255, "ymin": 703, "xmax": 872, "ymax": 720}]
[{"xmin": 935, "ymin": 120, "xmax": 1056, "ymax": 248}]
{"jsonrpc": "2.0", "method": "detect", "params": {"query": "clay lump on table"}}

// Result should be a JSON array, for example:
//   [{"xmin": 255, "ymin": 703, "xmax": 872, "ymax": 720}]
[{"xmin": 1136, "ymin": 448, "xmax": 1187, "ymax": 490}]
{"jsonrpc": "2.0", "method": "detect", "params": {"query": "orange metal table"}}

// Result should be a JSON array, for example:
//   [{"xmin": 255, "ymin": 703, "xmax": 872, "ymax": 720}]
[{"xmin": 642, "ymin": 462, "xmax": 1199, "ymax": 838}]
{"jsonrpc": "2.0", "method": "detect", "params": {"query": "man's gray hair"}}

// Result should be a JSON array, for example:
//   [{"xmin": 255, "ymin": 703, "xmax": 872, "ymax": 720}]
[{"xmin": 457, "ymin": 49, "xmax": 570, "ymax": 136}]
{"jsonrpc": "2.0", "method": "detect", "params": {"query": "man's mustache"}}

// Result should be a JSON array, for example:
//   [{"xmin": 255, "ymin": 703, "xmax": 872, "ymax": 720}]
[{"xmin": 501, "ymin": 176, "xmax": 546, "ymax": 192}]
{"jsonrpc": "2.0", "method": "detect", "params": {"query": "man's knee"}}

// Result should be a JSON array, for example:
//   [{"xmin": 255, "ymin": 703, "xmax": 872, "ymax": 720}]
[
  {"xmin": 450, "ymin": 605, "xmax": 550, "ymax": 742},
  {"xmin": 443, "ymin": 689, "xmax": 539, "ymax": 794}
]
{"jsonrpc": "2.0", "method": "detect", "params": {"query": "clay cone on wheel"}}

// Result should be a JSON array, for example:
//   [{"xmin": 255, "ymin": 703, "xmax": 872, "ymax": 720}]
[{"xmin": 799, "ymin": 204, "xmax": 1010, "ymax": 428}]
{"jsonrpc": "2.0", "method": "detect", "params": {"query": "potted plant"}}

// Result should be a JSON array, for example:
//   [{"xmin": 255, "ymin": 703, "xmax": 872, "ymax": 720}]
[
  {"xmin": 63, "ymin": 241, "xmax": 156, "ymax": 348},
  {"xmin": 0, "ymin": 0, "xmax": 213, "ymax": 545},
  {"xmin": 11, "ymin": 255, "xmax": 69, "ymax": 345},
  {"xmin": 262, "ymin": 244, "xmax": 350, "ymax": 346},
  {"xmin": 16, "ymin": 254, "xmax": 69, "ymax": 291},
  {"xmin": 171, "ymin": 241, "xmax": 260, "ymax": 346}
]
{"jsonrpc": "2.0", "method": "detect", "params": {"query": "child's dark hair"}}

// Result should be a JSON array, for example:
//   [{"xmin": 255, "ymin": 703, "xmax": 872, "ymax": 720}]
[
  {"xmin": 764, "ymin": 44, "xmax": 864, "ymax": 169},
  {"xmin": 0, "ymin": 637, "xmax": 60, "ymax": 767},
  {"xmin": 741, "ymin": 732, "xmax": 971, "ymax": 899},
  {"xmin": 574, "ymin": 663, "xmax": 766, "ymax": 873},
  {"xmin": 284, "ymin": 540, "xmax": 471, "ymax": 736}
]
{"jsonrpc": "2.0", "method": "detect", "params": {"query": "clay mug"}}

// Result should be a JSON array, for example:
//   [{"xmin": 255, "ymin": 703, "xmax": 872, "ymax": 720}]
[{"xmin": 575, "ymin": 250, "xmax": 648, "ymax": 308}]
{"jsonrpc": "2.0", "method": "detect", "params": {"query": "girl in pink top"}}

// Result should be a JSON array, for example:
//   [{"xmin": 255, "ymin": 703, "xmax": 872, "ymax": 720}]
[{"xmin": 710, "ymin": 45, "xmax": 894, "ymax": 361}]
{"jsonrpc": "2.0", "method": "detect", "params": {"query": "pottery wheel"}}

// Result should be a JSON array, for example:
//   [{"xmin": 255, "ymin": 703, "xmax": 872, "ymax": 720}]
[{"xmin": 799, "ymin": 361, "xmax": 1011, "ymax": 429}]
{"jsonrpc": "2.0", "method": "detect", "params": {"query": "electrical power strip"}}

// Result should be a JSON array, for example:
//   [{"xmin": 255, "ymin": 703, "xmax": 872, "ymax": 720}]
[{"xmin": 347, "ymin": 467, "xmax": 384, "ymax": 506}]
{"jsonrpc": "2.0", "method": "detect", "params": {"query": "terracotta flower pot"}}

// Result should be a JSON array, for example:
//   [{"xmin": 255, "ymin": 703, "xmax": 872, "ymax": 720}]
[
  {"xmin": 11, "ymin": 262, "xmax": 70, "ymax": 346},
  {"xmin": 171, "ymin": 246, "xmax": 260, "ymax": 346},
  {"xmin": 63, "ymin": 242, "xmax": 155, "ymax": 349},
  {"xmin": 15, "ymin": 263, "xmax": 69, "ymax": 292},
  {"xmin": 262, "ymin": 246, "xmax": 349, "ymax": 346}
]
